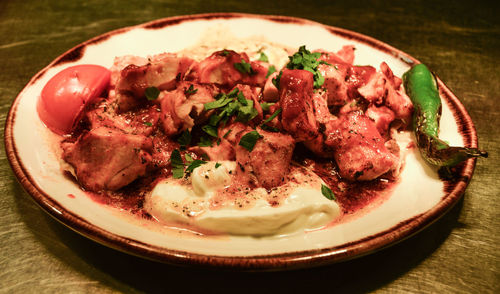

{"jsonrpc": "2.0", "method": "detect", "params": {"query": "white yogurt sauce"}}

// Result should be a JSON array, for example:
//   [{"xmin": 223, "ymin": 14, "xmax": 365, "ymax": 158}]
[{"xmin": 144, "ymin": 161, "xmax": 341, "ymax": 236}]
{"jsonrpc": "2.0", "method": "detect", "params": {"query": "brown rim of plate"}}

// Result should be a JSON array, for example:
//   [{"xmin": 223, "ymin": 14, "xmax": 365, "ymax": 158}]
[{"xmin": 4, "ymin": 13, "xmax": 478, "ymax": 271}]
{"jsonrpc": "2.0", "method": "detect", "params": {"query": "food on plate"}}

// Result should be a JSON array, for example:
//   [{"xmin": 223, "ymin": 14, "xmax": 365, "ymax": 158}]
[
  {"xmin": 402, "ymin": 64, "xmax": 487, "ymax": 167},
  {"xmin": 38, "ymin": 65, "xmax": 110, "ymax": 135},
  {"xmin": 39, "ymin": 42, "xmax": 418, "ymax": 236}
]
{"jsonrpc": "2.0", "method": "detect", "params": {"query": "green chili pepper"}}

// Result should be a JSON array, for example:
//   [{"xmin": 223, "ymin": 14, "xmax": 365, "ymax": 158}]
[{"xmin": 402, "ymin": 64, "xmax": 487, "ymax": 166}]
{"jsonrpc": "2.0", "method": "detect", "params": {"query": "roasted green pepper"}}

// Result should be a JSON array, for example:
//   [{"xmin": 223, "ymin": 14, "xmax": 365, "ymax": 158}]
[{"xmin": 402, "ymin": 64, "xmax": 487, "ymax": 166}]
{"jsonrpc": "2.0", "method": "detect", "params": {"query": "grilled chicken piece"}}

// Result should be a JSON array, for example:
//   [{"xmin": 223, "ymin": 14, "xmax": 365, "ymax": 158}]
[
  {"xmin": 380, "ymin": 62, "xmax": 413, "ymax": 125},
  {"xmin": 62, "ymin": 127, "xmax": 152, "ymax": 191},
  {"xmin": 160, "ymin": 82, "xmax": 218, "ymax": 136},
  {"xmin": 365, "ymin": 105, "xmax": 396, "ymax": 137},
  {"xmin": 279, "ymin": 69, "xmax": 318, "ymax": 142},
  {"xmin": 188, "ymin": 50, "xmax": 267, "ymax": 88},
  {"xmin": 235, "ymin": 128, "xmax": 295, "ymax": 189},
  {"xmin": 326, "ymin": 111, "xmax": 399, "ymax": 181},
  {"xmin": 86, "ymin": 102, "xmax": 160, "ymax": 136},
  {"xmin": 112, "ymin": 54, "xmax": 194, "ymax": 112},
  {"xmin": 190, "ymin": 122, "xmax": 248, "ymax": 161},
  {"xmin": 302, "ymin": 91, "xmax": 337, "ymax": 158}
]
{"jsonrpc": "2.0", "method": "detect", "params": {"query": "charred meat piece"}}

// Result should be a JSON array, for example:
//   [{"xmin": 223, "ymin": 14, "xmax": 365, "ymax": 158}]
[
  {"xmin": 113, "ymin": 54, "xmax": 194, "ymax": 112},
  {"xmin": 365, "ymin": 105, "xmax": 396, "ymax": 137},
  {"xmin": 160, "ymin": 82, "xmax": 218, "ymax": 136},
  {"xmin": 279, "ymin": 69, "xmax": 318, "ymax": 142},
  {"xmin": 235, "ymin": 128, "xmax": 295, "ymax": 189},
  {"xmin": 62, "ymin": 127, "xmax": 153, "ymax": 191},
  {"xmin": 188, "ymin": 50, "xmax": 267, "ymax": 88},
  {"xmin": 326, "ymin": 111, "xmax": 399, "ymax": 181},
  {"xmin": 380, "ymin": 62, "xmax": 413, "ymax": 125},
  {"xmin": 86, "ymin": 102, "xmax": 160, "ymax": 136}
]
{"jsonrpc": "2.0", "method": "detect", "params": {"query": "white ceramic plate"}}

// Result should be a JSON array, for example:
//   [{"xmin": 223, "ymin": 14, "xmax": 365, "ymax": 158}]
[{"xmin": 5, "ymin": 13, "xmax": 479, "ymax": 270}]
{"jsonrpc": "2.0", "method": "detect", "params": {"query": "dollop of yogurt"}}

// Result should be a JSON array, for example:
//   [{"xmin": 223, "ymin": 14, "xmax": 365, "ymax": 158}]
[{"xmin": 144, "ymin": 161, "xmax": 341, "ymax": 236}]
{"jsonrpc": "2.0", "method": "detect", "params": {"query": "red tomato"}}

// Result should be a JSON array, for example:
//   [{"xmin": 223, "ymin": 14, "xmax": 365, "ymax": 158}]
[{"xmin": 37, "ymin": 64, "xmax": 110, "ymax": 135}]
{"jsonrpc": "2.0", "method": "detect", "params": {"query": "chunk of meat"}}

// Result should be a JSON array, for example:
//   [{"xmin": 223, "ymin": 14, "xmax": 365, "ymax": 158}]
[
  {"xmin": 235, "ymin": 128, "xmax": 295, "ymax": 189},
  {"xmin": 279, "ymin": 69, "xmax": 318, "ymax": 142},
  {"xmin": 190, "ymin": 139, "xmax": 235, "ymax": 161},
  {"xmin": 86, "ymin": 102, "xmax": 160, "ymax": 136},
  {"xmin": 233, "ymin": 84, "xmax": 264, "ymax": 124},
  {"xmin": 303, "ymin": 91, "xmax": 337, "ymax": 158},
  {"xmin": 318, "ymin": 63, "xmax": 351, "ymax": 106},
  {"xmin": 116, "ymin": 53, "xmax": 194, "ymax": 97},
  {"xmin": 112, "ymin": 54, "xmax": 194, "ymax": 112},
  {"xmin": 380, "ymin": 62, "xmax": 413, "ymax": 125},
  {"xmin": 160, "ymin": 82, "xmax": 218, "ymax": 136},
  {"xmin": 109, "ymin": 55, "xmax": 148, "ymax": 87},
  {"xmin": 365, "ymin": 105, "xmax": 395, "ymax": 137},
  {"xmin": 150, "ymin": 131, "xmax": 179, "ymax": 169},
  {"xmin": 188, "ymin": 50, "xmax": 267, "ymax": 88},
  {"xmin": 62, "ymin": 127, "xmax": 152, "ymax": 191},
  {"xmin": 326, "ymin": 111, "xmax": 399, "ymax": 181}
]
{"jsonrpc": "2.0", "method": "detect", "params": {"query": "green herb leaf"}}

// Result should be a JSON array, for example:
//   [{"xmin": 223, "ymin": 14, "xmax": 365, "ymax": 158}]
[
  {"xmin": 321, "ymin": 184, "xmax": 336, "ymax": 200},
  {"xmin": 202, "ymin": 125, "xmax": 218, "ymax": 138},
  {"xmin": 261, "ymin": 108, "xmax": 281, "ymax": 125},
  {"xmin": 272, "ymin": 70, "xmax": 283, "ymax": 89},
  {"xmin": 223, "ymin": 129, "xmax": 232, "ymax": 138},
  {"xmin": 185, "ymin": 84, "xmax": 198, "ymax": 95},
  {"xmin": 215, "ymin": 162, "xmax": 221, "ymax": 168},
  {"xmin": 184, "ymin": 153, "xmax": 194, "ymax": 163},
  {"xmin": 234, "ymin": 59, "xmax": 255, "ymax": 75},
  {"xmin": 143, "ymin": 122, "xmax": 153, "ymax": 127},
  {"xmin": 204, "ymin": 96, "xmax": 232, "ymax": 110},
  {"xmin": 177, "ymin": 130, "xmax": 191, "ymax": 148},
  {"xmin": 260, "ymin": 102, "xmax": 275, "ymax": 112},
  {"xmin": 220, "ymin": 49, "xmax": 230, "ymax": 56},
  {"xmin": 185, "ymin": 159, "xmax": 207, "ymax": 174},
  {"xmin": 170, "ymin": 149, "xmax": 184, "ymax": 179},
  {"xmin": 260, "ymin": 124, "xmax": 280, "ymax": 132},
  {"xmin": 266, "ymin": 65, "xmax": 277, "ymax": 78},
  {"xmin": 285, "ymin": 46, "xmax": 326, "ymax": 89},
  {"xmin": 145, "ymin": 86, "xmax": 160, "ymax": 100},
  {"xmin": 239, "ymin": 131, "xmax": 263, "ymax": 152},
  {"xmin": 198, "ymin": 136, "xmax": 213, "ymax": 147},
  {"xmin": 258, "ymin": 52, "xmax": 269, "ymax": 62}
]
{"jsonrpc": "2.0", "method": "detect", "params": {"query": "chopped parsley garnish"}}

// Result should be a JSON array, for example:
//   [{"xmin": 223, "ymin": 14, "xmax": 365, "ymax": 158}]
[
  {"xmin": 261, "ymin": 108, "xmax": 281, "ymax": 125},
  {"xmin": 220, "ymin": 49, "xmax": 230, "ymax": 56},
  {"xmin": 272, "ymin": 70, "xmax": 283, "ymax": 89},
  {"xmin": 204, "ymin": 96, "xmax": 232, "ymax": 110},
  {"xmin": 143, "ymin": 122, "xmax": 153, "ymax": 127},
  {"xmin": 285, "ymin": 45, "xmax": 330, "ymax": 89},
  {"xmin": 222, "ymin": 129, "xmax": 232, "ymax": 138},
  {"xmin": 258, "ymin": 52, "xmax": 269, "ymax": 62},
  {"xmin": 239, "ymin": 130, "xmax": 263, "ymax": 152},
  {"xmin": 185, "ymin": 159, "xmax": 207, "ymax": 174},
  {"xmin": 184, "ymin": 84, "xmax": 198, "ymax": 95},
  {"xmin": 266, "ymin": 65, "xmax": 277, "ymax": 78},
  {"xmin": 200, "ymin": 89, "xmax": 259, "ymax": 147},
  {"xmin": 170, "ymin": 149, "xmax": 185, "ymax": 179},
  {"xmin": 215, "ymin": 162, "xmax": 221, "ymax": 168},
  {"xmin": 170, "ymin": 149, "xmax": 207, "ymax": 178},
  {"xmin": 321, "ymin": 184, "xmax": 336, "ymax": 200},
  {"xmin": 197, "ymin": 136, "xmax": 213, "ymax": 147},
  {"xmin": 260, "ymin": 102, "xmax": 275, "ymax": 112},
  {"xmin": 234, "ymin": 59, "xmax": 255, "ymax": 75},
  {"xmin": 202, "ymin": 124, "xmax": 218, "ymax": 138},
  {"xmin": 145, "ymin": 86, "xmax": 160, "ymax": 100},
  {"xmin": 177, "ymin": 130, "xmax": 191, "ymax": 148}
]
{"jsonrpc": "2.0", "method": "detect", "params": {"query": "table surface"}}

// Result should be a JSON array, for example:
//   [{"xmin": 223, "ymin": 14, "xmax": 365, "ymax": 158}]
[{"xmin": 1, "ymin": 1, "xmax": 498, "ymax": 293}]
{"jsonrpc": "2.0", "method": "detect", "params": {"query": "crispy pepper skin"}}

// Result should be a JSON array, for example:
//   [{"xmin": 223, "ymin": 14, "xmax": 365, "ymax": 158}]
[{"xmin": 403, "ymin": 64, "xmax": 487, "ymax": 166}]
